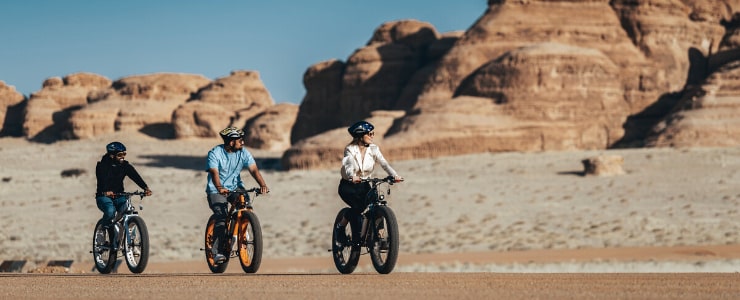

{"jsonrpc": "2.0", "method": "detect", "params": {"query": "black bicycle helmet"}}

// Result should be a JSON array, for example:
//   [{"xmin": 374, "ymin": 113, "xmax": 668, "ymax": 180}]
[
  {"xmin": 348, "ymin": 121, "xmax": 374, "ymax": 138},
  {"xmin": 106, "ymin": 141, "xmax": 126, "ymax": 154},
  {"xmin": 219, "ymin": 126, "xmax": 245, "ymax": 141}
]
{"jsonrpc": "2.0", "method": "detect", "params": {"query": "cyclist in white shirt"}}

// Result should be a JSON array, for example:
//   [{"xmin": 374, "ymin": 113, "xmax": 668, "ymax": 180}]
[{"xmin": 336, "ymin": 121, "xmax": 403, "ymax": 244}]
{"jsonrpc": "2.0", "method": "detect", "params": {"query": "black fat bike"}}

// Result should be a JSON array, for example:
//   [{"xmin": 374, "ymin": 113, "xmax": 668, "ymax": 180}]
[
  {"xmin": 91, "ymin": 191, "xmax": 149, "ymax": 274},
  {"xmin": 331, "ymin": 176, "xmax": 402, "ymax": 274}
]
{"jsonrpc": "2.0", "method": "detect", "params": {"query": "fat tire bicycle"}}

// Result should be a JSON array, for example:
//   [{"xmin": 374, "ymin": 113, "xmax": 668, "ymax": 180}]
[
  {"xmin": 331, "ymin": 176, "xmax": 402, "ymax": 274},
  {"xmin": 91, "ymin": 191, "xmax": 149, "ymax": 274},
  {"xmin": 203, "ymin": 187, "xmax": 263, "ymax": 273}
]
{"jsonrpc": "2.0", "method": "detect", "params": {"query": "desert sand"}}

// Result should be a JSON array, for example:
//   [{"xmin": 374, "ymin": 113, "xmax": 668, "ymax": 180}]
[{"xmin": 1, "ymin": 131, "xmax": 740, "ymax": 275}]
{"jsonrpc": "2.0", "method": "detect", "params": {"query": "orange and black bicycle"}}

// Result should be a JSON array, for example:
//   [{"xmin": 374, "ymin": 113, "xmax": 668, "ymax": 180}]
[{"xmin": 203, "ymin": 187, "xmax": 263, "ymax": 273}]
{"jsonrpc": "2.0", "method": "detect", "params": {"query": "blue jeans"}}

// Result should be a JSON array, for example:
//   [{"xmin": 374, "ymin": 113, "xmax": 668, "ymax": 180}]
[{"xmin": 96, "ymin": 196, "xmax": 127, "ymax": 225}]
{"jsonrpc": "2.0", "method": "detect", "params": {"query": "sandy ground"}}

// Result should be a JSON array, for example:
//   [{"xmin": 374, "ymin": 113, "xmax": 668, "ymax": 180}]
[
  {"xmin": 1, "ymin": 131, "xmax": 740, "ymax": 276},
  {"xmin": 2, "ymin": 273, "xmax": 739, "ymax": 300}
]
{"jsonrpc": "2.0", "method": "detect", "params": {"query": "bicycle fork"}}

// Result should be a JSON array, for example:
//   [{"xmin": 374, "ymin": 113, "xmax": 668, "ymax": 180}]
[{"xmin": 226, "ymin": 210, "xmax": 251, "ymax": 256}]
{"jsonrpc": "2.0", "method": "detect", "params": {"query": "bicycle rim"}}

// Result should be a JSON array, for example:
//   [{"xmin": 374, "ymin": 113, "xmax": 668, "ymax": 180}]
[
  {"xmin": 369, "ymin": 206, "xmax": 399, "ymax": 274},
  {"xmin": 204, "ymin": 216, "xmax": 228, "ymax": 273},
  {"xmin": 92, "ymin": 221, "xmax": 116, "ymax": 274},
  {"xmin": 124, "ymin": 217, "xmax": 149, "ymax": 273},
  {"xmin": 332, "ymin": 208, "xmax": 360, "ymax": 274},
  {"xmin": 238, "ymin": 211, "xmax": 263, "ymax": 273}
]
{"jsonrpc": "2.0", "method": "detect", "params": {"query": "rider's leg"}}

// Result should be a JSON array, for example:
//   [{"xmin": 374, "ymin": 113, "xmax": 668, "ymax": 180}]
[
  {"xmin": 337, "ymin": 180, "xmax": 371, "ymax": 245},
  {"xmin": 207, "ymin": 193, "xmax": 229, "ymax": 260},
  {"xmin": 95, "ymin": 196, "xmax": 117, "ymax": 226},
  {"xmin": 110, "ymin": 196, "xmax": 127, "ymax": 250}
]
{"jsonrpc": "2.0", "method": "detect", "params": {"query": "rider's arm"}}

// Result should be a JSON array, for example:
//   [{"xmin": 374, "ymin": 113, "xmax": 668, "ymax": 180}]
[
  {"xmin": 371, "ymin": 145, "xmax": 401, "ymax": 180},
  {"xmin": 125, "ymin": 163, "xmax": 152, "ymax": 195},
  {"xmin": 207, "ymin": 168, "xmax": 228, "ymax": 194},
  {"xmin": 247, "ymin": 164, "xmax": 269, "ymax": 194}
]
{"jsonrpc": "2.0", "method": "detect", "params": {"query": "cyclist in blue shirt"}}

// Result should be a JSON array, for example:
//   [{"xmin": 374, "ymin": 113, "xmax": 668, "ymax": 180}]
[{"xmin": 205, "ymin": 127, "xmax": 270, "ymax": 263}]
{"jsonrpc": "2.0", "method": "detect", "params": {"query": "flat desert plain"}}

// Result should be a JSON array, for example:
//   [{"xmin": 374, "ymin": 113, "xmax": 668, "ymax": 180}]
[{"xmin": 0, "ymin": 132, "xmax": 739, "ymax": 298}]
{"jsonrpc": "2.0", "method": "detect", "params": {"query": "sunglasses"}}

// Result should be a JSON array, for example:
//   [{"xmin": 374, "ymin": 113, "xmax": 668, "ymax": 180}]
[
  {"xmin": 366, "ymin": 132, "xmax": 375, "ymax": 137},
  {"xmin": 115, "ymin": 152, "xmax": 127, "ymax": 158}
]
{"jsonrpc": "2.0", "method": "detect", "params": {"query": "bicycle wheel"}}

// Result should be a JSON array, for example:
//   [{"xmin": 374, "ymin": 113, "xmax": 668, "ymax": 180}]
[
  {"xmin": 237, "ymin": 211, "xmax": 263, "ymax": 273},
  {"xmin": 204, "ymin": 215, "xmax": 228, "ymax": 273},
  {"xmin": 124, "ymin": 216, "xmax": 149, "ymax": 274},
  {"xmin": 368, "ymin": 206, "xmax": 399, "ymax": 274},
  {"xmin": 332, "ymin": 207, "xmax": 360, "ymax": 274},
  {"xmin": 92, "ymin": 220, "xmax": 117, "ymax": 274}
]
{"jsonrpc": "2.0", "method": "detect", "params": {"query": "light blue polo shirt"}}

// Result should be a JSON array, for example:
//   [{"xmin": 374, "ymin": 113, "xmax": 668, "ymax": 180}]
[{"xmin": 205, "ymin": 145, "xmax": 256, "ymax": 194}]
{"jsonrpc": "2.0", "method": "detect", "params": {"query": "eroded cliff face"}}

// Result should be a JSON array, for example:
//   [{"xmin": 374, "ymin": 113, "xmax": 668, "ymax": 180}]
[
  {"xmin": 283, "ymin": 0, "xmax": 740, "ymax": 169},
  {"xmin": 0, "ymin": 81, "xmax": 25, "ymax": 136},
  {"xmin": 3, "ymin": 0, "xmax": 740, "ymax": 168},
  {"xmin": 646, "ymin": 12, "xmax": 740, "ymax": 147}
]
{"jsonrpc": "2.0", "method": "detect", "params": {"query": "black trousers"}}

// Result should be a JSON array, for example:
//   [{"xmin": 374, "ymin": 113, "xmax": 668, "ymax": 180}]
[{"xmin": 337, "ymin": 179, "xmax": 370, "ymax": 241}]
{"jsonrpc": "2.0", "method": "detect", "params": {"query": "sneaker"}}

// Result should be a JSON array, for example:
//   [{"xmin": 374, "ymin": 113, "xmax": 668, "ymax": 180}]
[
  {"xmin": 214, "ymin": 253, "xmax": 226, "ymax": 264},
  {"xmin": 132, "ymin": 247, "xmax": 141, "ymax": 256}
]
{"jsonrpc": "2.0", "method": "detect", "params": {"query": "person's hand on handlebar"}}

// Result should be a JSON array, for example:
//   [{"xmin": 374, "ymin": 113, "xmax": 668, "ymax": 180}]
[
  {"xmin": 393, "ymin": 175, "xmax": 404, "ymax": 183},
  {"xmin": 144, "ymin": 188, "xmax": 153, "ymax": 197},
  {"xmin": 216, "ymin": 186, "xmax": 229, "ymax": 195},
  {"xmin": 259, "ymin": 185, "xmax": 269, "ymax": 195}
]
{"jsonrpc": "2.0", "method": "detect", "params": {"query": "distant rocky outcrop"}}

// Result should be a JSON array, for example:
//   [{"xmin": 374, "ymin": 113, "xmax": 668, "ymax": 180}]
[
  {"xmin": 11, "ymin": 71, "xmax": 295, "ymax": 150},
  {"xmin": 24, "ymin": 73, "xmax": 111, "ymax": 140},
  {"xmin": 282, "ymin": 0, "xmax": 740, "ymax": 170},
  {"xmin": 172, "ymin": 71, "xmax": 274, "ymax": 139},
  {"xmin": 292, "ymin": 20, "xmax": 444, "ymax": 144},
  {"xmin": 0, "ymin": 81, "xmax": 26, "ymax": 136},
  {"xmin": 4, "ymin": 0, "xmax": 740, "ymax": 170},
  {"xmin": 645, "ymin": 12, "xmax": 740, "ymax": 147},
  {"xmin": 66, "ymin": 73, "xmax": 210, "ymax": 140}
]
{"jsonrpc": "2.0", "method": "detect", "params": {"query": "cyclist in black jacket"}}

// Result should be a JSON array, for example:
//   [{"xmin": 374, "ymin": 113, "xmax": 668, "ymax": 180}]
[{"xmin": 95, "ymin": 141, "xmax": 153, "ymax": 228}]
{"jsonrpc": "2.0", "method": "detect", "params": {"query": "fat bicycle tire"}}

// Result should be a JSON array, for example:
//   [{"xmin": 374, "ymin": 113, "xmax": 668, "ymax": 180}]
[
  {"xmin": 204, "ymin": 215, "xmax": 229, "ymax": 273},
  {"xmin": 369, "ymin": 206, "xmax": 400, "ymax": 274},
  {"xmin": 332, "ymin": 207, "xmax": 360, "ymax": 274},
  {"xmin": 237, "ymin": 211, "xmax": 263, "ymax": 273},
  {"xmin": 92, "ymin": 219, "xmax": 117, "ymax": 274},
  {"xmin": 124, "ymin": 216, "xmax": 149, "ymax": 274}
]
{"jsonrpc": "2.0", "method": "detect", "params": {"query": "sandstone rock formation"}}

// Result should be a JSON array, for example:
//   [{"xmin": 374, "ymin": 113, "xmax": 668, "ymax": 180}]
[
  {"xmin": 645, "ymin": 10, "xmax": 740, "ymax": 147},
  {"xmin": 0, "ymin": 81, "xmax": 26, "ymax": 136},
  {"xmin": 582, "ymin": 155, "xmax": 625, "ymax": 176},
  {"xmin": 244, "ymin": 103, "xmax": 299, "ymax": 151},
  {"xmin": 283, "ymin": 0, "xmax": 740, "ymax": 170},
  {"xmin": 67, "ymin": 73, "xmax": 210, "ymax": 139},
  {"xmin": 172, "ymin": 70, "xmax": 274, "ymax": 139},
  {"xmin": 23, "ymin": 73, "xmax": 111, "ymax": 140},
  {"xmin": 292, "ymin": 20, "xmax": 443, "ymax": 144}
]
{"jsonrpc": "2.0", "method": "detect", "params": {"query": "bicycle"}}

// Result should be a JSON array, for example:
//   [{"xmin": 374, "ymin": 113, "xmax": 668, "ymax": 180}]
[
  {"xmin": 203, "ymin": 187, "xmax": 263, "ymax": 273},
  {"xmin": 91, "ymin": 191, "xmax": 149, "ymax": 274},
  {"xmin": 331, "ymin": 176, "xmax": 402, "ymax": 274}
]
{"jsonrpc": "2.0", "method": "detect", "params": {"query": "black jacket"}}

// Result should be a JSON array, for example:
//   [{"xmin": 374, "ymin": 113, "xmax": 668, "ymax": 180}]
[{"xmin": 96, "ymin": 154, "xmax": 148, "ymax": 197}]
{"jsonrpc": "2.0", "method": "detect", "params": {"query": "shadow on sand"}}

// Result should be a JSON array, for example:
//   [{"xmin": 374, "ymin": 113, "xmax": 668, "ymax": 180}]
[{"xmin": 140, "ymin": 155, "xmax": 283, "ymax": 171}]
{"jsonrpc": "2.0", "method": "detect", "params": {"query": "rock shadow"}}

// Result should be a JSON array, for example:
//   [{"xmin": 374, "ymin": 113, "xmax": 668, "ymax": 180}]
[{"xmin": 140, "ymin": 155, "xmax": 284, "ymax": 171}]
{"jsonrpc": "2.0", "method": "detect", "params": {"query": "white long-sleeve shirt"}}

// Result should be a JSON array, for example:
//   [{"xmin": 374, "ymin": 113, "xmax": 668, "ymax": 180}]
[{"xmin": 340, "ymin": 143, "xmax": 398, "ymax": 180}]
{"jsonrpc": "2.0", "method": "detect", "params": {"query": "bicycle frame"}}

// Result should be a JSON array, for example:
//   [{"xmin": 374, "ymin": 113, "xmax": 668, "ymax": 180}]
[
  {"xmin": 204, "ymin": 187, "xmax": 264, "ymax": 273},
  {"xmin": 357, "ymin": 177, "xmax": 397, "ymax": 247},
  {"xmin": 224, "ymin": 188, "xmax": 259, "ymax": 254},
  {"xmin": 92, "ymin": 190, "xmax": 149, "ymax": 274}
]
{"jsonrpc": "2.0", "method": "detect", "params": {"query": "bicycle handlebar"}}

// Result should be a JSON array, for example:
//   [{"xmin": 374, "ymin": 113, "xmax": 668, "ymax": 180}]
[
  {"xmin": 114, "ymin": 191, "xmax": 148, "ymax": 198},
  {"xmin": 360, "ymin": 176, "xmax": 404, "ymax": 185},
  {"xmin": 227, "ymin": 187, "xmax": 263, "ymax": 195}
]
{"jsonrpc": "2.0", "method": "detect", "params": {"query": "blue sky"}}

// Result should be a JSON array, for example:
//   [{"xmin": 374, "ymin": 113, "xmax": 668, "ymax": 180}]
[{"xmin": 0, "ymin": 1, "xmax": 486, "ymax": 104}]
